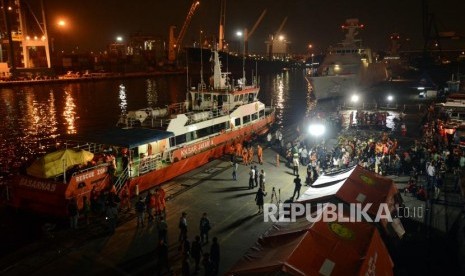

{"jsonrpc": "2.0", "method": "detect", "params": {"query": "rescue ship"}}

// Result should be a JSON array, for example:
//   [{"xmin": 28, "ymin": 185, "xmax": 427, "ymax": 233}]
[
  {"xmin": 7, "ymin": 49, "xmax": 275, "ymax": 216},
  {"xmin": 308, "ymin": 18, "xmax": 387, "ymax": 100}
]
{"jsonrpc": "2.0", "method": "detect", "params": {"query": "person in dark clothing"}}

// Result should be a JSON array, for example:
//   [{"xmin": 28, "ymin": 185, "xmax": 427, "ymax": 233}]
[
  {"xmin": 182, "ymin": 237, "xmax": 191, "ymax": 259},
  {"xmin": 67, "ymin": 198, "xmax": 79, "ymax": 229},
  {"xmin": 182, "ymin": 255, "xmax": 191, "ymax": 276},
  {"xmin": 210, "ymin": 237, "xmax": 220, "ymax": 275},
  {"xmin": 191, "ymin": 236, "xmax": 203, "ymax": 273},
  {"xmin": 255, "ymin": 187, "xmax": 267, "ymax": 213},
  {"xmin": 135, "ymin": 197, "xmax": 146, "ymax": 227},
  {"xmin": 292, "ymin": 175, "xmax": 302, "ymax": 200},
  {"xmin": 179, "ymin": 212, "xmax": 188, "ymax": 242},
  {"xmin": 158, "ymin": 215, "xmax": 168, "ymax": 244},
  {"xmin": 156, "ymin": 239, "xmax": 170, "ymax": 276},
  {"xmin": 199, "ymin": 212, "xmax": 211, "ymax": 244},
  {"xmin": 202, "ymin": 253, "xmax": 214, "ymax": 276}
]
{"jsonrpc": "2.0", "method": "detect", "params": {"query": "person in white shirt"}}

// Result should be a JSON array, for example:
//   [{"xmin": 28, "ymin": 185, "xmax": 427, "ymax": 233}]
[{"xmin": 248, "ymin": 166, "xmax": 255, "ymax": 189}]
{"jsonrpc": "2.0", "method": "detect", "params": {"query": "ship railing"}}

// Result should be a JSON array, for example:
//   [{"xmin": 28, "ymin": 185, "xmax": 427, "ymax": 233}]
[
  {"xmin": 114, "ymin": 166, "xmax": 130, "ymax": 194},
  {"xmin": 168, "ymin": 102, "xmax": 188, "ymax": 115},
  {"xmin": 62, "ymin": 141, "xmax": 107, "ymax": 154},
  {"xmin": 142, "ymin": 118, "xmax": 171, "ymax": 128},
  {"xmin": 131, "ymin": 153, "xmax": 162, "ymax": 176},
  {"xmin": 186, "ymin": 107, "xmax": 231, "ymax": 125},
  {"xmin": 340, "ymin": 102, "xmax": 430, "ymax": 113}
]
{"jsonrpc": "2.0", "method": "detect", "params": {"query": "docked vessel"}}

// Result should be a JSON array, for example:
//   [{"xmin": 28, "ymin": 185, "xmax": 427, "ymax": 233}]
[
  {"xmin": 308, "ymin": 19, "xmax": 387, "ymax": 100},
  {"xmin": 7, "ymin": 50, "xmax": 275, "ymax": 216}
]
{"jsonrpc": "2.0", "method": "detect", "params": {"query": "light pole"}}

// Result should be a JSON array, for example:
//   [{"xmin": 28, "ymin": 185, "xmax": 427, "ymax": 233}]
[
  {"xmin": 387, "ymin": 95, "xmax": 394, "ymax": 108},
  {"xmin": 236, "ymin": 30, "xmax": 245, "ymax": 85},
  {"xmin": 55, "ymin": 19, "xmax": 67, "ymax": 53}
]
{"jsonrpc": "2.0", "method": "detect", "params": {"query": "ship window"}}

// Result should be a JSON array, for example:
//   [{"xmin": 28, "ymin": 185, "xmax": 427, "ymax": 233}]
[
  {"xmin": 213, "ymin": 122, "xmax": 226, "ymax": 133},
  {"xmin": 235, "ymin": 118, "xmax": 241, "ymax": 126},
  {"xmin": 259, "ymin": 110, "xmax": 265, "ymax": 117},
  {"xmin": 239, "ymin": 94, "xmax": 244, "ymax": 102},
  {"xmin": 198, "ymin": 126, "xmax": 212, "ymax": 138},
  {"xmin": 204, "ymin": 94, "xmax": 211, "ymax": 102},
  {"xmin": 243, "ymin": 115, "xmax": 251, "ymax": 124},
  {"xmin": 213, "ymin": 95, "xmax": 217, "ymax": 102},
  {"xmin": 175, "ymin": 134, "xmax": 187, "ymax": 145},
  {"xmin": 77, "ymin": 182, "xmax": 86, "ymax": 189},
  {"xmin": 248, "ymin": 93, "xmax": 254, "ymax": 102},
  {"xmin": 459, "ymin": 113, "xmax": 465, "ymax": 120},
  {"xmin": 234, "ymin": 95, "xmax": 239, "ymax": 101},
  {"xmin": 252, "ymin": 113, "xmax": 258, "ymax": 121}
]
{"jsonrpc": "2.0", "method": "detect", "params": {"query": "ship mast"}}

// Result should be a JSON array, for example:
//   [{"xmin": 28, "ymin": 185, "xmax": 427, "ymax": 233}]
[{"xmin": 218, "ymin": 0, "xmax": 226, "ymax": 51}]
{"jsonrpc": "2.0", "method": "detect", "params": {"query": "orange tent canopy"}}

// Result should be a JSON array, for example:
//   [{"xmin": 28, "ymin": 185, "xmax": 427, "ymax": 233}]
[
  {"xmin": 229, "ymin": 206, "xmax": 394, "ymax": 276},
  {"xmin": 299, "ymin": 166, "xmax": 400, "ymax": 217}
]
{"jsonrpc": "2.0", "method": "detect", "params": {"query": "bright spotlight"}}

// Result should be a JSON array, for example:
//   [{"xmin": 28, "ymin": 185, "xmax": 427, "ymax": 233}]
[
  {"xmin": 351, "ymin": 94, "xmax": 359, "ymax": 103},
  {"xmin": 308, "ymin": 123, "xmax": 326, "ymax": 137},
  {"xmin": 387, "ymin": 95, "xmax": 394, "ymax": 102}
]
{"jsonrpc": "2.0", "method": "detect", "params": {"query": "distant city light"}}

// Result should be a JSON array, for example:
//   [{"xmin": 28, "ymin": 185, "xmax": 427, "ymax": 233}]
[
  {"xmin": 387, "ymin": 95, "xmax": 394, "ymax": 101},
  {"xmin": 116, "ymin": 36, "xmax": 123, "ymax": 42},
  {"xmin": 279, "ymin": 35, "xmax": 285, "ymax": 41},
  {"xmin": 58, "ymin": 20, "xmax": 66, "ymax": 27}
]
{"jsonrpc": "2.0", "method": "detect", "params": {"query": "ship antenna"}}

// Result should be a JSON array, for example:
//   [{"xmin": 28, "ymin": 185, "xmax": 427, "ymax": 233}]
[
  {"xmin": 200, "ymin": 30, "xmax": 205, "ymax": 90},
  {"xmin": 186, "ymin": 50, "xmax": 189, "ymax": 99}
]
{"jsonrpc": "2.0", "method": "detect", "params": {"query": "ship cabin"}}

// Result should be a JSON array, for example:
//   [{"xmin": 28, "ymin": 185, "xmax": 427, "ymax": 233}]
[
  {"xmin": 62, "ymin": 128, "xmax": 174, "ymax": 179},
  {"xmin": 187, "ymin": 84, "xmax": 258, "ymax": 113},
  {"xmin": 187, "ymin": 50, "xmax": 259, "ymax": 113}
]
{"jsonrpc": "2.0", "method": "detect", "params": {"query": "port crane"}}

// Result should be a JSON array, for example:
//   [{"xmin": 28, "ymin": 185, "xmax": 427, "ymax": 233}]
[{"xmin": 168, "ymin": 0, "xmax": 200, "ymax": 62}]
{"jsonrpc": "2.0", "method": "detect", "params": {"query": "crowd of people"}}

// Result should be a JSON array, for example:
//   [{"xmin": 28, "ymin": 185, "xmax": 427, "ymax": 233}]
[{"xmin": 270, "ymin": 104, "xmax": 464, "ymax": 203}]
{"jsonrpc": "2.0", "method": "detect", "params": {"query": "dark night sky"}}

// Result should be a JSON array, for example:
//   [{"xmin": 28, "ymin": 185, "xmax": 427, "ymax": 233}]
[{"xmin": 43, "ymin": 0, "xmax": 464, "ymax": 54}]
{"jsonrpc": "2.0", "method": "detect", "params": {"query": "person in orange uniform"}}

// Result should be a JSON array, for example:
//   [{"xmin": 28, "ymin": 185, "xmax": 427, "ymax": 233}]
[
  {"xmin": 236, "ymin": 142, "xmax": 243, "ymax": 158},
  {"xmin": 248, "ymin": 146, "xmax": 254, "ymax": 164},
  {"xmin": 242, "ymin": 147, "xmax": 249, "ymax": 165},
  {"xmin": 257, "ymin": 145, "xmax": 263, "ymax": 165},
  {"xmin": 158, "ymin": 187, "xmax": 166, "ymax": 216}
]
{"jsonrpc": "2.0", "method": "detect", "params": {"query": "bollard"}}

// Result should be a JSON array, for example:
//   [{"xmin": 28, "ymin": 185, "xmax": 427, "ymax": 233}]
[
  {"xmin": 276, "ymin": 154, "xmax": 280, "ymax": 167},
  {"xmin": 135, "ymin": 184, "xmax": 139, "ymax": 196}
]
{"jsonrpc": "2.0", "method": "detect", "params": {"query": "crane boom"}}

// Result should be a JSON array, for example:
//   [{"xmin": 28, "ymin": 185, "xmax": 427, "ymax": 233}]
[
  {"xmin": 168, "ymin": 1, "xmax": 200, "ymax": 62},
  {"xmin": 247, "ymin": 9, "xmax": 267, "ymax": 39},
  {"xmin": 275, "ymin": 16, "xmax": 288, "ymax": 36}
]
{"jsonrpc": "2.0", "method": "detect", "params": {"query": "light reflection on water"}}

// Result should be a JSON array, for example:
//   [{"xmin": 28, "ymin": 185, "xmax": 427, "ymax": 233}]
[
  {"xmin": 63, "ymin": 90, "xmax": 77, "ymax": 134},
  {"xmin": 119, "ymin": 84, "xmax": 127, "ymax": 115},
  {"xmin": 146, "ymin": 79, "xmax": 158, "ymax": 108}
]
